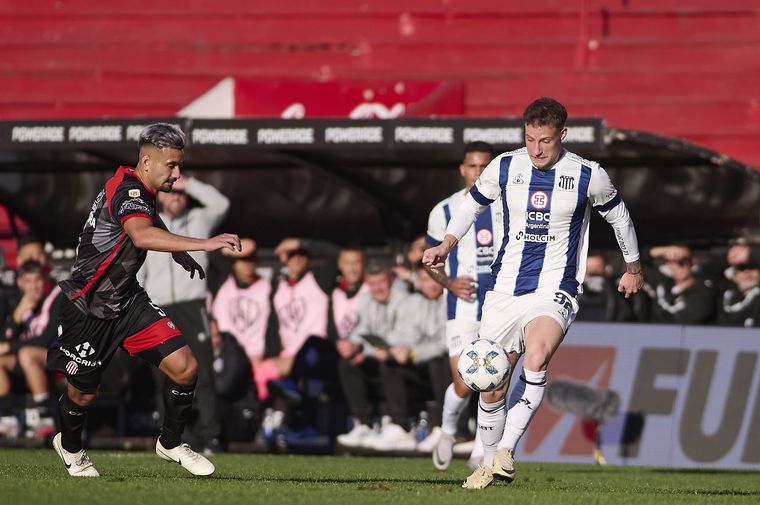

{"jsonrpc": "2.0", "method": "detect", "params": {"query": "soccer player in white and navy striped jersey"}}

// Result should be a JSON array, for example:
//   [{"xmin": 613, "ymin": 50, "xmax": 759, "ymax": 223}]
[
  {"xmin": 424, "ymin": 141, "xmax": 500, "ymax": 470},
  {"xmin": 423, "ymin": 98, "xmax": 644, "ymax": 489}
]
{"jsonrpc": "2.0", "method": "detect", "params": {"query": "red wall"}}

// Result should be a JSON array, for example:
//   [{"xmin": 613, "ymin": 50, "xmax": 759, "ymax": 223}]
[{"xmin": 1, "ymin": 0, "xmax": 758, "ymax": 166}]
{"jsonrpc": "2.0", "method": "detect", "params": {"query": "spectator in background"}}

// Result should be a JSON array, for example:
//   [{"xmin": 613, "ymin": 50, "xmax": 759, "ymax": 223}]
[
  {"xmin": 576, "ymin": 252, "xmax": 633, "ymax": 322},
  {"xmin": 719, "ymin": 244, "xmax": 760, "ymax": 327},
  {"xmin": 645, "ymin": 245, "xmax": 716, "ymax": 325},
  {"xmin": 376, "ymin": 265, "xmax": 450, "ymax": 452},
  {"xmin": 328, "ymin": 246, "xmax": 369, "ymax": 341},
  {"xmin": 211, "ymin": 238, "xmax": 271, "ymax": 375},
  {"xmin": 0, "ymin": 260, "xmax": 62, "ymax": 438},
  {"xmin": 0, "ymin": 236, "xmax": 51, "ymax": 325},
  {"xmin": 393, "ymin": 235, "xmax": 427, "ymax": 292},
  {"xmin": 252, "ymin": 244, "xmax": 330, "ymax": 402},
  {"xmin": 336, "ymin": 262, "xmax": 408, "ymax": 448},
  {"xmin": 209, "ymin": 320, "xmax": 259, "ymax": 447},
  {"xmin": 270, "ymin": 245, "xmax": 370, "ymax": 443},
  {"xmin": 138, "ymin": 175, "xmax": 230, "ymax": 454}
]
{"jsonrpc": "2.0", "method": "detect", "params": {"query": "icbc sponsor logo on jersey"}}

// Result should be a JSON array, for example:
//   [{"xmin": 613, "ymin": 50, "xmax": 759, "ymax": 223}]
[{"xmin": 476, "ymin": 228, "xmax": 492, "ymax": 246}]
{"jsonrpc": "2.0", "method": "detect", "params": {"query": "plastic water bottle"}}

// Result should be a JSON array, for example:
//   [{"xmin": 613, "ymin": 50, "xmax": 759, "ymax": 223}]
[
  {"xmin": 416, "ymin": 411, "xmax": 429, "ymax": 442},
  {"xmin": 262, "ymin": 408, "xmax": 275, "ymax": 440}
]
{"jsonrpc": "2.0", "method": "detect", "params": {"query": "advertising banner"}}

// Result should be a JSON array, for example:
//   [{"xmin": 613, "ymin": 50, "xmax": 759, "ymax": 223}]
[{"xmin": 513, "ymin": 322, "xmax": 760, "ymax": 469}]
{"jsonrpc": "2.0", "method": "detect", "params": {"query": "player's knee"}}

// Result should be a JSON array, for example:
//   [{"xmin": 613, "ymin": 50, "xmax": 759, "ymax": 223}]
[
  {"xmin": 175, "ymin": 355, "xmax": 198, "ymax": 385},
  {"xmin": 522, "ymin": 352, "xmax": 550, "ymax": 372},
  {"xmin": 453, "ymin": 376, "xmax": 472, "ymax": 397},
  {"xmin": 69, "ymin": 389, "xmax": 97, "ymax": 407},
  {"xmin": 481, "ymin": 388, "xmax": 506, "ymax": 403}
]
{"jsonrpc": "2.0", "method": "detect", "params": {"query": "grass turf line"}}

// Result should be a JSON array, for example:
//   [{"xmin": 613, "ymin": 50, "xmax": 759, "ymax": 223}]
[{"xmin": 0, "ymin": 450, "xmax": 758, "ymax": 505}]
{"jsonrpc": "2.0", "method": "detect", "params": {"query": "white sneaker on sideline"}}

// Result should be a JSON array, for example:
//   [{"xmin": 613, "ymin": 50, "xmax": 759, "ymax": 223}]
[
  {"xmin": 336, "ymin": 423, "xmax": 372, "ymax": 447},
  {"xmin": 53, "ymin": 433, "xmax": 100, "ymax": 477},
  {"xmin": 453, "ymin": 438, "xmax": 475, "ymax": 455},
  {"xmin": 0, "ymin": 416, "xmax": 19, "ymax": 439},
  {"xmin": 156, "ymin": 438, "xmax": 215, "ymax": 476},
  {"xmin": 432, "ymin": 431, "xmax": 456, "ymax": 470},
  {"xmin": 416, "ymin": 426, "xmax": 442, "ymax": 453},
  {"xmin": 372, "ymin": 423, "xmax": 416, "ymax": 451}
]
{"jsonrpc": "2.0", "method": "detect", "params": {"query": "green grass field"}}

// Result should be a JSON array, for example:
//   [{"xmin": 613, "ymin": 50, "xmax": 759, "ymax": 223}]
[{"xmin": 1, "ymin": 449, "xmax": 758, "ymax": 505}]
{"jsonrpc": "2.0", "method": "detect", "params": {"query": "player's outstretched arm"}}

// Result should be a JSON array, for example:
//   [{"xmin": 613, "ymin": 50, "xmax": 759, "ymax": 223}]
[
  {"xmin": 124, "ymin": 216, "xmax": 241, "ymax": 253},
  {"xmin": 153, "ymin": 214, "xmax": 205, "ymax": 279}
]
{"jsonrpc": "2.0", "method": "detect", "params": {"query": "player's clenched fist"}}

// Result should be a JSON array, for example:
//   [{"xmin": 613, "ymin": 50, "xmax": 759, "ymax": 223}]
[
  {"xmin": 422, "ymin": 245, "xmax": 449, "ymax": 270},
  {"xmin": 205, "ymin": 233, "xmax": 242, "ymax": 253}
]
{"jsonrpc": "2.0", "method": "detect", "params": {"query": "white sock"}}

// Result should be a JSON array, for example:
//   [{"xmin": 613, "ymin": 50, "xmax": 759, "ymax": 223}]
[
  {"xmin": 478, "ymin": 396, "xmax": 506, "ymax": 467},
  {"xmin": 499, "ymin": 369, "xmax": 547, "ymax": 451},
  {"xmin": 441, "ymin": 383, "xmax": 468, "ymax": 436},
  {"xmin": 33, "ymin": 393, "xmax": 49, "ymax": 404}
]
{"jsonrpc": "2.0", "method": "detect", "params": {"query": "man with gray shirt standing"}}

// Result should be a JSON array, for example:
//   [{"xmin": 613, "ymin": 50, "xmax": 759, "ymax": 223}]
[{"xmin": 138, "ymin": 175, "xmax": 229, "ymax": 453}]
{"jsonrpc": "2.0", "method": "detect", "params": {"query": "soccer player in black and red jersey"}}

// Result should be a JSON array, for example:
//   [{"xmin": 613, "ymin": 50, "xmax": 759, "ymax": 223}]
[{"xmin": 48, "ymin": 123, "xmax": 241, "ymax": 477}]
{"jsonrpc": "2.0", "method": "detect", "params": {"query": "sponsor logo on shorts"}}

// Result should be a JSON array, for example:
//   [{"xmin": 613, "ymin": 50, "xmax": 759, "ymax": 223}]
[
  {"xmin": 75, "ymin": 341, "xmax": 95, "ymax": 358},
  {"xmin": 450, "ymin": 335, "xmax": 461, "ymax": 349},
  {"xmin": 66, "ymin": 361, "xmax": 78, "ymax": 375},
  {"xmin": 59, "ymin": 346, "xmax": 102, "ymax": 368}
]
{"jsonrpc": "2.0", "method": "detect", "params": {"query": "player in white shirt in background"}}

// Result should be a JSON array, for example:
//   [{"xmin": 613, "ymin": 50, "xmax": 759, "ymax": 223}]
[
  {"xmin": 423, "ymin": 98, "xmax": 644, "ymax": 489},
  {"xmin": 422, "ymin": 142, "xmax": 500, "ymax": 470}
]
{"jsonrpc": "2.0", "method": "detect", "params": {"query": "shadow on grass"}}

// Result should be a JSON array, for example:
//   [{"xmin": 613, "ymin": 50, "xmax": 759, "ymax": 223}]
[{"xmin": 210, "ymin": 475, "xmax": 464, "ymax": 486}]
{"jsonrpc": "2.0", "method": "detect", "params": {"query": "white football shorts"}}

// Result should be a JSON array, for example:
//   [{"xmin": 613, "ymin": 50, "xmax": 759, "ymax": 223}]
[
  {"xmin": 445, "ymin": 319, "xmax": 481, "ymax": 357},
  {"xmin": 478, "ymin": 288, "xmax": 579, "ymax": 355}
]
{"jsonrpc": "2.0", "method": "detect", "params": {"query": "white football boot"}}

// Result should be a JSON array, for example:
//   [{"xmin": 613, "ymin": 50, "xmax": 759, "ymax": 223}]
[
  {"xmin": 53, "ymin": 433, "xmax": 100, "ymax": 477},
  {"xmin": 156, "ymin": 438, "xmax": 215, "ymax": 476}
]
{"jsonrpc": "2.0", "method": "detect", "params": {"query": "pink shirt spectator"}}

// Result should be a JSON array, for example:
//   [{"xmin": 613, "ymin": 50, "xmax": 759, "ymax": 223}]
[
  {"xmin": 331, "ymin": 282, "xmax": 369, "ymax": 339},
  {"xmin": 212, "ymin": 276, "xmax": 271, "ymax": 360},
  {"xmin": 18, "ymin": 285, "xmax": 61, "ymax": 342},
  {"xmin": 273, "ymin": 271, "xmax": 328, "ymax": 356}
]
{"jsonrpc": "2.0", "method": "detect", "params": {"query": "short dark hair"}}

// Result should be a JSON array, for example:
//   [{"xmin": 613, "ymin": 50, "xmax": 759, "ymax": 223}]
[
  {"xmin": 339, "ymin": 244, "xmax": 365, "ymax": 255},
  {"xmin": 286, "ymin": 247, "xmax": 311, "ymax": 260},
  {"xmin": 365, "ymin": 258, "xmax": 391, "ymax": 276},
  {"xmin": 16, "ymin": 236, "xmax": 43, "ymax": 250},
  {"xmin": 523, "ymin": 97, "xmax": 568, "ymax": 130},
  {"xmin": 138, "ymin": 123, "xmax": 186, "ymax": 151},
  {"xmin": 463, "ymin": 141, "xmax": 494, "ymax": 159},
  {"xmin": 18, "ymin": 259, "xmax": 44, "ymax": 276}
]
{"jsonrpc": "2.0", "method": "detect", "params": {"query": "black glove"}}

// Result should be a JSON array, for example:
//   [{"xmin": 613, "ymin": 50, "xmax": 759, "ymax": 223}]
[{"xmin": 172, "ymin": 252, "xmax": 206, "ymax": 280}]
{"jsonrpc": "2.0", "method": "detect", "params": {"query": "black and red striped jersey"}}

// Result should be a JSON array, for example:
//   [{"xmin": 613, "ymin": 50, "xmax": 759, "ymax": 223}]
[{"xmin": 60, "ymin": 166, "xmax": 156, "ymax": 319}]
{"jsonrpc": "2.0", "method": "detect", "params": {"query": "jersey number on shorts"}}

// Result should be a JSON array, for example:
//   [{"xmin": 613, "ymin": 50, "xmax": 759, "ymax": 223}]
[{"xmin": 553, "ymin": 292, "xmax": 573, "ymax": 313}]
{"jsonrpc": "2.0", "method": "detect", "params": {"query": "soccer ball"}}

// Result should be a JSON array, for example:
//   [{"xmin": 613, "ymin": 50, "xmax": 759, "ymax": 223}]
[{"xmin": 457, "ymin": 339, "xmax": 510, "ymax": 392}]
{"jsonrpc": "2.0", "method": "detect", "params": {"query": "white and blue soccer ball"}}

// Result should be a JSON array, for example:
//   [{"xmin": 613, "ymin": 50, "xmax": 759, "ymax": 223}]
[{"xmin": 457, "ymin": 339, "xmax": 511, "ymax": 392}]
